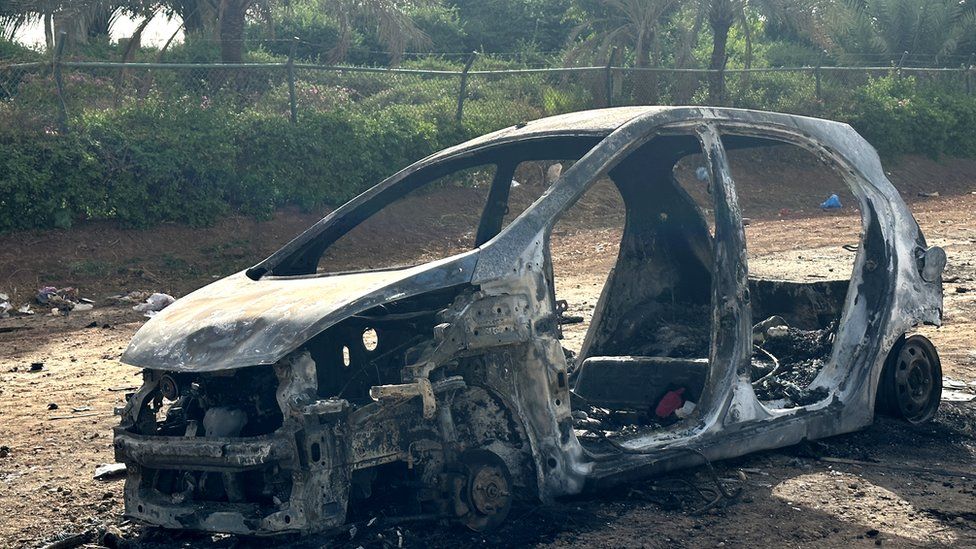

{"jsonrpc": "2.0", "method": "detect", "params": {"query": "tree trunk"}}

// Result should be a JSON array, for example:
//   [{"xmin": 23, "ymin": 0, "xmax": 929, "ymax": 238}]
[
  {"xmin": 219, "ymin": 0, "xmax": 249, "ymax": 63},
  {"xmin": 178, "ymin": 0, "xmax": 217, "ymax": 35},
  {"xmin": 44, "ymin": 13, "xmax": 54, "ymax": 52},
  {"xmin": 708, "ymin": 0, "xmax": 734, "ymax": 105},
  {"xmin": 674, "ymin": 7, "xmax": 705, "ymax": 104},
  {"xmin": 633, "ymin": 30, "xmax": 657, "ymax": 104},
  {"xmin": 739, "ymin": 8, "xmax": 753, "ymax": 103}
]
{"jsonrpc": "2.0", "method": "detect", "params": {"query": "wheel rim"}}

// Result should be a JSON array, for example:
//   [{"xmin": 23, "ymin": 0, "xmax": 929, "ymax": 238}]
[{"xmin": 893, "ymin": 339, "xmax": 939, "ymax": 422}]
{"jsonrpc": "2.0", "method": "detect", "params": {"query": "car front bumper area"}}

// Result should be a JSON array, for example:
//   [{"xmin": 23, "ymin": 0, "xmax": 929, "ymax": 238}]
[{"xmin": 113, "ymin": 423, "xmax": 351, "ymax": 536}]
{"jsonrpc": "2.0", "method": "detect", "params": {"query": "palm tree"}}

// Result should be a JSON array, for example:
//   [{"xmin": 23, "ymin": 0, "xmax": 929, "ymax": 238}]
[
  {"xmin": 838, "ymin": 0, "xmax": 976, "ymax": 62},
  {"xmin": 214, "ymin": 0, "xmax": 431, "ymax": 65},
  {"xmin": 704, "ymin": 0, "xmax": 830, "ymax": 104},
  {"xmin": 566, "ymin": 0, "xmax": 680, "ymax": 104}
]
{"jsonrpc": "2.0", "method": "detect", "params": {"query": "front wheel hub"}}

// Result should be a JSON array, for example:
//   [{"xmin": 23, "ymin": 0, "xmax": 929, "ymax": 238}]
[{"xmin": 458, "ymin": 449, "xmax": 513, "ymax": 532}]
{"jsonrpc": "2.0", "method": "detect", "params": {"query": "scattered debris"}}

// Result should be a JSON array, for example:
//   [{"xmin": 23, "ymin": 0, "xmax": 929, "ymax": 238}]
[
  {"xmin": 820, "ymin": 194, "xmax": 842, "ymax": 209},
  {"xmin": 942, "ymin": 390, "xmax": 975, "ymax": 402},
  {"xmin": 132, "ymin": 293, "xmax": 175, "ymax": 317},
  {"xmin": 16, "ymin": 304, "xmax": 34, "ymax": 315},
  {"xmin": 40, "ymin": 531, "xmax": 90, "ymax": 549},
  {"xmin": 73, "ymin": 303, "xmax": 94, "ymax": 312},
  {"xmin": 93, "ymin": 462, "xmax": 127, "ymax": 480},
  {"xmin": 943, "ymin": 377, "xmax": 968, "ymax": 389}
]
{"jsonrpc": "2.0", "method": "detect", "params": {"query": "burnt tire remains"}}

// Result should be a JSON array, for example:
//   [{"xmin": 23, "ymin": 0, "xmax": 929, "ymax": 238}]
[{"xmin": 878, "ymin": 335, "xmax": 942, "ymax": 424}]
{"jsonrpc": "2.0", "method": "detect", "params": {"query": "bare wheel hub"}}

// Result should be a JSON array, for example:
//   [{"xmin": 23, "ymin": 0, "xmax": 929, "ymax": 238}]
[{"xmin": 459, "ymin": 449, "xmax": 513, "ymax": 532}]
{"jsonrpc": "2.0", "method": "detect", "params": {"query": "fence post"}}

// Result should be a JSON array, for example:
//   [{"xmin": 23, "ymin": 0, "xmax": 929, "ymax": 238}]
[
  {"xmin": 896, "ymin": 51, "xmax": 908, "ymax": 79},
  {"xmin": 287, "ymin": 37, "xmax": 298, "ymax": 124},
  {"xmin": 814, "ymin": 50, "xmax": 825, "ymax": 104},
  {"xmin": 52, "ymin": 31, "xmax": 69, "ymax": 133},
  {"xmin": 604, "ymin": 48, "xmax": 615, "ymax": 108},
  {"xmin": 455, "ymin": 51, "xmax": 477, "ymax": 122},
  {"xmin": 967, "ymin": 54, "xmax": 975, "ymax": 95}
]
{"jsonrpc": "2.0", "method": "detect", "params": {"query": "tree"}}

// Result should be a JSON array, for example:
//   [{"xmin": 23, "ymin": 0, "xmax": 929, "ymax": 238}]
[
  {"xmin": 566, "ymin": 0, "xmax": 680, "ymax": 104},
  {"xmin": 704, "ymin": 0, "xmax": 831, "ymax": 104},
  {"xmin": 837, "ymin": 0, "xmax": 976, "ymax": 62},
  {"xmin": 209, "ymin": 0, "xmax": 431, "ymax": 65}
]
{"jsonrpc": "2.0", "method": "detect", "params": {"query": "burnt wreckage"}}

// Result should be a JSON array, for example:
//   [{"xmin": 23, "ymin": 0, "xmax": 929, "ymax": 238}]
[{"xmin": 114, "ymin": 107, "xmax": 946, "ymax": 535}]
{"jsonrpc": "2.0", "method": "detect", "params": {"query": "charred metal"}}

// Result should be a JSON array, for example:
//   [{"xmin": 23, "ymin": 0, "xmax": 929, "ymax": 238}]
[{"xmin": 113, "ymin": 107, "xmax": 946, "ymax": 536}]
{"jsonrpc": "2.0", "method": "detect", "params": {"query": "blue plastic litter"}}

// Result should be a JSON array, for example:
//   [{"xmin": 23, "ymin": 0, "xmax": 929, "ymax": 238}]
[
  {"xmin": 820, "ymin": 194, "xmax": 842, "ymax": 209},
  {"xmin": 695, "ymin": 166, "xmax": 709, "ymax": 182}
]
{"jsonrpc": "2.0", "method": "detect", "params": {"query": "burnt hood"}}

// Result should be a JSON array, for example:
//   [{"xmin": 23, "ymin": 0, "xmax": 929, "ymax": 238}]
[{"xmin": 121, "ymin": 254, "xmax": 478, "ymax": 372}]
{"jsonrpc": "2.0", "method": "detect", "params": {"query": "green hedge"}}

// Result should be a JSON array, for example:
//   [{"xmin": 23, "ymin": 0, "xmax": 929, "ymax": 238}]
[
  {"xmin": 1, "ymin": 73, "xmax": 975, "ymax": 232},
  {"xmin": 0, "ymin": 98, "xmax": 492, "ymax": 231}
]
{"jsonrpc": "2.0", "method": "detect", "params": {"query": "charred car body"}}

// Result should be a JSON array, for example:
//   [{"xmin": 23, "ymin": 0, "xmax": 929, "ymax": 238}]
[{"xmin": 114, "ymin": 107, "xmax": 946, "ymax": 535}]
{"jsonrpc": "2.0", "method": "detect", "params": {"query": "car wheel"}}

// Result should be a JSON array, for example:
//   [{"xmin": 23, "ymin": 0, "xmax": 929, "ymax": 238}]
[{"xmin": 878, "ymin": 335, "xmax": 942, "ymax": 424}]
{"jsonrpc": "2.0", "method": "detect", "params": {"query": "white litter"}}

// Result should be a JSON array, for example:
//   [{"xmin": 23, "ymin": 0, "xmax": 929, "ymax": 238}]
[
  {"xmin": 942, "ymin": 390, "xmax": 976, "ymax": 402},
  {"xmin": 133, "ymin": 293, "xmax": 175, "ymax": 317}
]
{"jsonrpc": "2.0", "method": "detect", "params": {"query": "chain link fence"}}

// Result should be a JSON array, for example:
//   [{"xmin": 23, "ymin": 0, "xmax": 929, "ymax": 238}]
[{"xmin": 1, "ymin": 53, "xmax": 974, "ymax": 134}]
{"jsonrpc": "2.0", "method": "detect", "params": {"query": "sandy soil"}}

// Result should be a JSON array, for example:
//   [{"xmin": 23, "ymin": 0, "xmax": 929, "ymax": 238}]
[{"xmin": 1, "ymin": 191, "xmax": 976, "ymax": 548}]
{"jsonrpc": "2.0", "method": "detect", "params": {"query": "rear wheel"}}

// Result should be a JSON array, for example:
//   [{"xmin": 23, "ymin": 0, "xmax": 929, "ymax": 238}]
[{"xmin": 878, "ymin": 335, "xmax": 942, "ymax": 424}]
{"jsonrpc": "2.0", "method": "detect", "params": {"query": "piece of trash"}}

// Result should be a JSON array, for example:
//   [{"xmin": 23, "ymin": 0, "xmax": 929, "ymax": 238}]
[
  {"xmin": 820, "ymin": 194, "xmax": 842, "ymax": 209},
  {"xmin": 47, "ymin": 403, "xmax": 59, "ymax": 410},
  {"xmin": 695, "ymin": 166, "xmax": 709, "ymax": 182},
  {"xmin": 36, "ymin": 286, "xmax": 57, "ymax": 304},
  {"xmin": 674, "ymin": 400, "xmax": 697, "ymax": 419},
  {"xmin": 0, "ymin": 292, "xmax": 7, "ymax": 301},
  {"xmin": 72, "ymin": 406, "xmax": 92, "ymax": 413},
  {"xmin": 510, "ymin": 179, "xmax": 520, "ymax": 188},
  {"xmin": 73, "ymin": 303, "xmax": 94, "ymax": 312},
  {"xmin": 133, "ymin": 293, "xmax": 175, "ymax": 316},
  {"xmin": 753, "ymin": 315, "xmax": 788, "ymax": 343},
  {"xmin": 94, "ymin": 462, "xmax": 127, "ymax": 480},
  {"xmin": 29, "ymin": 362, "xmax": 44, "ymax": 372},
  {"xmin": 655, "ymin": 388, "xmax": 686, "ymax": 418},
  {"xmin": 0, "ymin": 300, "xmax": 10, "ymax": 318},
  {"xmin": 0, "ymin": 446, "xmax": 9, "ymax": 458},
  {"xmin": 546, "ymin": 163, "xmax": 563, "ymax": 183},
  {"xmin": 16, "ymin": 304, "xmax": 34, "ymax": 315},
  {"xmin": 956, "ymin": 286, "xmax": 970, "ymax": 294},
  {"xmin": 943, "ymin": 377, "xmax": 967, "ymax": 389},
  {"xmin": 348, "ymin": 525, "xmax": 358, "ymax": 540},
  {"xmin": 942, "ymin": 390, "xmax": 975, "ymax": 402},
  {"xmin": 917, "ymin": 191, "xmax": 940, "ymax": 198}
]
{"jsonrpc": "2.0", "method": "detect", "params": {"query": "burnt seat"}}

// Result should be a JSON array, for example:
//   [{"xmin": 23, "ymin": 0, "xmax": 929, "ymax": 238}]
[{"xmin": 572, "ymin": 356, "xmax": 708, "ymax": 411}]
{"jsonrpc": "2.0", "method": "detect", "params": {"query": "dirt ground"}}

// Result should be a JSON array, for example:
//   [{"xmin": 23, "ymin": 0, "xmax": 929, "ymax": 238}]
[{"xmin": 1, "ymin": 160, "xmax": 976, "ymax": 548}]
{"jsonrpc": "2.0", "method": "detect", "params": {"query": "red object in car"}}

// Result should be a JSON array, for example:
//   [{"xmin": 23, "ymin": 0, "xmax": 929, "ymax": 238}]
[{"xmin": 655, "ymin": 388, "xmax": 686, "ymax": 418}]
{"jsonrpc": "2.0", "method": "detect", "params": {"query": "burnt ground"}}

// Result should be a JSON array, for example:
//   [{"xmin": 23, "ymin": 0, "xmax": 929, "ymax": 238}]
[{"xmin": 1, "ymin": 153, "xmax": 975, "ymax": 548}]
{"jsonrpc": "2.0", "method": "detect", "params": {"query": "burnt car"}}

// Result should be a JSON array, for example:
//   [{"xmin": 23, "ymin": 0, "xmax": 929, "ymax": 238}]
[{"xmin": 113, "ymin": 106, "xmax": 946, "ymax": 536}]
